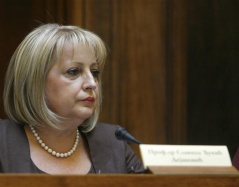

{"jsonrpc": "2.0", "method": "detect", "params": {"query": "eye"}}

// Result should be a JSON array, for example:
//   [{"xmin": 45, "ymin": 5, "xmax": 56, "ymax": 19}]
[
  {"xmin": 67, "ymin": 68, "xmax": 80, "ymax": 76},
  {"xmin": 91, "ymin": 70, "xmax": 100, "ymax": 79}
]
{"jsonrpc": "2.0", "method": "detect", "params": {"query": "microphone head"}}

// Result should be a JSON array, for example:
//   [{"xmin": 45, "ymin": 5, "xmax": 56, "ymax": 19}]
[
  {"xmin": 115, "ymin": 127, "xmax": 127, "ymax": 140},
  {"xmin": 115, "ymin": 127, "xmax": 142, "ymax": 144}
]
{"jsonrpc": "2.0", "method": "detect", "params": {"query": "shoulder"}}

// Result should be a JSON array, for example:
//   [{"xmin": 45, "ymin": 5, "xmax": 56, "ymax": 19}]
[
  {"xmin": 84, "ymin": 122, "xmax": 120, "ymax": 145},
  {"xmin": 0, "ymin": 119, "xmax": 26, "ymax": 145},
  {"xmin": 0, "ymin": 118, "xmax": 14, "ymax": 126},
  {"xmin": 92, "ymin": 122, "xmax": 119, "ymax": 135},
  {"xmin": 0, "ymin": 119, "xmax": 31, "ymax": 173},
  {"xmin": 0, "ymin": 119, "xmax": 19, "ymax": 133},
  {"xmin": 0, "ymin": 119, "xmax": 23, "ymax": 135}
]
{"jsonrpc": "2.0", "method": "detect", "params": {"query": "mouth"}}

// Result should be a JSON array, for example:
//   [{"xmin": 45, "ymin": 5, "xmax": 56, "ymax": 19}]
[{"xmin": 81, "ymin": 97, "xmax": 95, "ymax": 103}]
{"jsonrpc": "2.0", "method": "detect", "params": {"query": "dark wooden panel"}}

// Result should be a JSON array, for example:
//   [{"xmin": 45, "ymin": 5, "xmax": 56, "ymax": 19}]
[
  {"xmin": 166, "ymin": 0, "xmax": 187, "ymax": 144},
  {"xmin": 186, "ymin": 0, "xmax": 239, "ymax": 157},
  {"xmin": 31, "ymin": 0, "xmax": 73, "ymax": 25},
  {"xmin": 114, "ymin": 0, "xmax": 168, "ymax": 144},
  {"xmin": 0, "ymin": 0, "xmax": 33, "ymax": 119}
]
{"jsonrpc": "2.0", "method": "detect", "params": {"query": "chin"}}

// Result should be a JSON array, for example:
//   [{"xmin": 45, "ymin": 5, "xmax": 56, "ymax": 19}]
[
  {"xmin": 73, "ymin": 107, "xmax": 94, "ymax": 119},
  {"xmin": 79, "ymin": 111, "xmax": 94, "ymax": 119}
]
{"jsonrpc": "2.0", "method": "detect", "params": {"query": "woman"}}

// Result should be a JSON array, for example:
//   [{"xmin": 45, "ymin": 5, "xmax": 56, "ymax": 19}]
[{"xmin": 0, "ymin": 23, "xmax": 144, "ymax": 174}]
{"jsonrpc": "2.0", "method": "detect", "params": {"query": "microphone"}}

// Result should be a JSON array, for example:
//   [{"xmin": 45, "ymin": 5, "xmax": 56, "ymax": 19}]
[{"xmin": 115, "ymin": 127, "xmax": 142, "ymax": 144}]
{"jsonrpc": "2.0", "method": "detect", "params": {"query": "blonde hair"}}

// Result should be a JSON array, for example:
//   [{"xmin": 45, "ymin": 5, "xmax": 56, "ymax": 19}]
[{"xmin": 3, "ymin": 23, "xmax": 107, "ymax": 132}]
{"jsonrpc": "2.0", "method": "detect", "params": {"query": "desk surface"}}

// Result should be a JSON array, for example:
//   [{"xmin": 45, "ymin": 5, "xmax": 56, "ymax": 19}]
[{"xmin": 1, "ymin": 173, "xmax": 239, "ymax": 187}]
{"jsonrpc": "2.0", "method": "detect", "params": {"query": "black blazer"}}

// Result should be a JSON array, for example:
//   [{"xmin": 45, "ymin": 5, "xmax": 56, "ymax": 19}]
[{"xmin": 0, "ymin": 119, "xmax": 145, "ymax": 174}]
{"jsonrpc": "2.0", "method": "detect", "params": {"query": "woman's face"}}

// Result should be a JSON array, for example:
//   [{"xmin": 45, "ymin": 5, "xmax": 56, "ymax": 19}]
[{"xmin": 45, "ymin": 43, "xmax": 99, "ymax": 124}]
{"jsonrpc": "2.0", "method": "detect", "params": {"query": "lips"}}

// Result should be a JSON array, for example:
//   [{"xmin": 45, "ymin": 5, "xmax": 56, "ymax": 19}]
[{"xmin": 82, "ymin": 97, "xmax": 95, "ymax": 102}]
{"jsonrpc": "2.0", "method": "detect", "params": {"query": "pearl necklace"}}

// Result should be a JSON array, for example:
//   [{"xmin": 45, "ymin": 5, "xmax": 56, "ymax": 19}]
[{"xmin": 29, "ymin": 125, "xmax": 80, "ymax": 158}]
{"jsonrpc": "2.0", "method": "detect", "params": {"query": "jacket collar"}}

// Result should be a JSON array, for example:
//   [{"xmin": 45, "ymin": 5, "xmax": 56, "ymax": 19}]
[{"xmin": 81, "ymin": 124, "xmax": 115, "ymax": 173}]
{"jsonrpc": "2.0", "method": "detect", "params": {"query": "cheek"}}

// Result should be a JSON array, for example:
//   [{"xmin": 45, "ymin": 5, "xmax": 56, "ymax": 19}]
[
  {"xmin": 45, "ymin": 76, "xmax": 71, "ymax": 105},
  {"xmin": 46, "ymin": 79, "xmax": 62, "ymax": 98}
]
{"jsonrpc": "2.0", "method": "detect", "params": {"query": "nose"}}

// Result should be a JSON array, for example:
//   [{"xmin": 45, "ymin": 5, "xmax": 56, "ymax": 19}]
[{"xmin": 82, "ymin": 71, "xmax": 97, "ymax": 91}]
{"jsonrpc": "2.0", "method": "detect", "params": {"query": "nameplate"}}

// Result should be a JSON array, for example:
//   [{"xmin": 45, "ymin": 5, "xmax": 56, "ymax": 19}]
[{"xmin": 139, "ymin": 144, "xmax": 232, "ymax": 169}]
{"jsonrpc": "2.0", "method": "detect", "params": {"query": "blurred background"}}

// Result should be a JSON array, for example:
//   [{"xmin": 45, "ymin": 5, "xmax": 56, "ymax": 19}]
[{"xmin": 0, "ymin": 0, "xmax": 239, "ymax": 158}]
